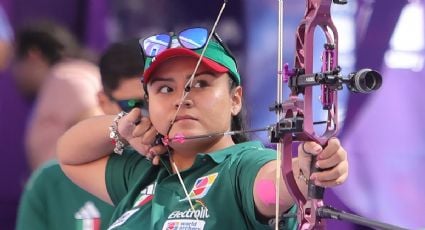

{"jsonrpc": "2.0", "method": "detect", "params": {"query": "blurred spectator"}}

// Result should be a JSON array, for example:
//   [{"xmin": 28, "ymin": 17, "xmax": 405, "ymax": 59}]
[
  {"xmin": 16, "ymin": 161, "xmax": 114, "ymax": 230},
  {"xmin": 13, "ymin": 20, "xmax": 82, "ymax": 101},
  {"xmin": 12, "ymin": 20, "xmax": 102, "ymax": 170},
  {"xmin": 97, "ymin": 39, "xmax": 146, "ymax": 115},
  {"xmin": 16, "ymin": 39, "xmax": 146, "ymax": 230}
]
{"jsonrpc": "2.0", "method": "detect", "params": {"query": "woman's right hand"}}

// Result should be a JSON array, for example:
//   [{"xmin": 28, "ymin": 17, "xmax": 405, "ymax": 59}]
[{"xmin": 117, "ymin": 108, "xmax": 167, "ymax": 165}]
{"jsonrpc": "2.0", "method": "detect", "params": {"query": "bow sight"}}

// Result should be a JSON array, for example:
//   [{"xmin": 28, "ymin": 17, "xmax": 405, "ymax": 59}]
[
  {"xmin": 270, "ymin": 0, "xmax": 407, "ymax": 229},
  {"xmin": 284, "ymin": 64, "xmax": 383, "ymax": 96}
]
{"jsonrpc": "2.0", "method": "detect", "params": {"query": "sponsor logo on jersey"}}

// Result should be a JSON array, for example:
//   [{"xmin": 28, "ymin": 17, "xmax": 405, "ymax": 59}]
[
  {"xmin": 133, "ymin": 182, "xmax": 156, "ymax": 208},
  {"xmin": 162, "ymin": 219, "xmax": 205, "ymax": 230},
  {"xmin": 168, "ymin": 206, "xmax": 210, "ymax": 219},
  {"xmin": 180, "ymin": 173, "xmax": 218, "ymax": 201}
]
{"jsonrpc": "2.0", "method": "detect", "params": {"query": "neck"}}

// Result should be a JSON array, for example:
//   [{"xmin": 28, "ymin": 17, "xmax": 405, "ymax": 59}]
[{"xmin": 169, "ymin": 135, "xmax": 235, "ymax": 172}]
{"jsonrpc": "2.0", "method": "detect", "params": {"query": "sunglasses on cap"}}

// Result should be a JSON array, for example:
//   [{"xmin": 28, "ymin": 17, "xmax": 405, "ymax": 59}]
[
  {"xmin": 140, "ymin": 27, "xmax": 235, "ymax": 61},
  {"xmin": 108, "ymin": 95, "xmax": 147, "ymax": 113}
]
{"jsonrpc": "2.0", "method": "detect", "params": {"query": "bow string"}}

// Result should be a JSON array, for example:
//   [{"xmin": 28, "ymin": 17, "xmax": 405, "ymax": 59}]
[
  {"xmin": 272, "ymin": 0, "xmax": 345, "ymax": 229},
  {"xmin": 271, "ymin": 0, "xmax": 394, "ymax": 229},
  {"xmin": 162, "ymin": 0, "xmax": 393, "ymax": 229}
]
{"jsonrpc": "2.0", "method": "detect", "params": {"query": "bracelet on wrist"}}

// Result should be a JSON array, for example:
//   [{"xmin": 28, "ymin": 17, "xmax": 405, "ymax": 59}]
[{"xmin": 109, "ymin": 111, "xmax": 128, "ymax": 155}]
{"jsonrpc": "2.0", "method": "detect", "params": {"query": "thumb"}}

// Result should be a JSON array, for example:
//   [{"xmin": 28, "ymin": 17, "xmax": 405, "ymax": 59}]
[
  {"xmin": 125, "ymin": 108, "xmax": 142, "ymax": 123},
  {"xmin": 299, "ymin": 141, "xmax": 322, "ymax": 157},
  {"xmin": 298, "ymin": 141, "xmax": 323, "ymax": 174}
]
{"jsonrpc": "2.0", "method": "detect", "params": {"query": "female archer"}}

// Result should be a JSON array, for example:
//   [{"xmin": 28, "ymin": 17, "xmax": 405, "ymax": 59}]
[{"xmin": 57, "ymin": 27, "xmax": 348, "ymax": 229}]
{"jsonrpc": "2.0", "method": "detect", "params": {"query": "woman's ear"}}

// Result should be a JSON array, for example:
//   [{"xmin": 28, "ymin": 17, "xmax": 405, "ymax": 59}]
[{"xmin": 231, "ymin": 86, "xmax": 243, "ymax": 116}]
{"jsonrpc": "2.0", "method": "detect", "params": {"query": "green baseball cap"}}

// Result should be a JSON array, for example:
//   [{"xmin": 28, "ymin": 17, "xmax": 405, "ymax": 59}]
[{"xmin": 143, "ymin": 40, "xmax": 241, "ymax": 85}]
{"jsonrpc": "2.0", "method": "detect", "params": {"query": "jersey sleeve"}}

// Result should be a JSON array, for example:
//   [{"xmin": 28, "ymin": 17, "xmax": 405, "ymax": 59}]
[
  {"xmin": 233, "ymin": 146, "xmax": 276, "ymax": 228},
  {"xmin": 233, "ymin": 145, "xmax": 297, "ymax": 229},
  {"xmin": 105, "ymin": 148, "xmax": 152, "ymax": 206},
  {"xmin": 16, "ymin": 163, "xmax": 54, "ymax": 230}
]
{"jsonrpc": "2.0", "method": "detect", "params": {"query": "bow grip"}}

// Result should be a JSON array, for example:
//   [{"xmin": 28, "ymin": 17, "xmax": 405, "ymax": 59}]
[{"xmin": 308, "ymin": 155, "xmax": 325, "ymax": 199}]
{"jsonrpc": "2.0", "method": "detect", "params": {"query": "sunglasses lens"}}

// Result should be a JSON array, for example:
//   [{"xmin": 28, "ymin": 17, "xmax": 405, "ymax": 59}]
[
  {"xmin": 143, "ymin": 34, "xmax": 171, "ymax": 57},
  {"xmin": 179, "ymin": 28, "xmax": 208, "ymax": 49},
  {"xmin": 117, "ymin": 99, "xmax": 146, "ymax": 112}
]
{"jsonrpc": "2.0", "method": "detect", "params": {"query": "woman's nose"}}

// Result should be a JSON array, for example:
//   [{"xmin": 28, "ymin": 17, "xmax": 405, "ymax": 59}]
[{"xmin": 174, "ymin": 97, "xmax": 193, "ymax": 109}]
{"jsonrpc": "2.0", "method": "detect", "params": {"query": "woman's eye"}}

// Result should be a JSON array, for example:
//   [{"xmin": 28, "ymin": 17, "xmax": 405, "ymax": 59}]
[
  {"xmin": 193, "ymin": 80, "xmax": 208, "ymax": 88},
  {"xmin": 159, "ymin": 86, "xmax": 173, "ymax": 93}
]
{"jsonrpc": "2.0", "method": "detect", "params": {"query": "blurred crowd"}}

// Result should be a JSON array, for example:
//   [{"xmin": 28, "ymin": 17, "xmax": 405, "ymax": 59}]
[
  {"xmin": 0, "ymin": 1, "xmax": 246, "ymax": 229},
  {"xmin": 0, "ymin": 4, "xmax": 147, "ymax": 229}
]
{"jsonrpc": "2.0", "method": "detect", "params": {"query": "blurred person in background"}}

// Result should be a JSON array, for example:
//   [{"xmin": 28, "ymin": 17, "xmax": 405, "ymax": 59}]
[
  {"xmin": 97, "ymin": 39, "xmax": 147, "ymax": 116},
  {"xmin": 16, "ymin": 39, "xmax": 146, "ymax": 230},
  {"xmin": 12, "ymin": 20, "xmax": 102, "ymax": 170}
]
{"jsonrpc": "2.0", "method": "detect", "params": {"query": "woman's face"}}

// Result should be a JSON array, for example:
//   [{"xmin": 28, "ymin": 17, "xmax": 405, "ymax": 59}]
[{"xmin": 147, "ymin": 56, "xmax": 242, "ymax": 147}]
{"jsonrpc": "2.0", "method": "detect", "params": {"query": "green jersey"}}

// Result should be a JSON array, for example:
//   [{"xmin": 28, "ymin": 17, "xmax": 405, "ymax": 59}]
[
  {"xmin": 16, "ymin": 161, "xmax": 115, "ymax": 230},
  {"xmin": 106, "ymin": 141, "xmax": 296, "ymax": 229}
]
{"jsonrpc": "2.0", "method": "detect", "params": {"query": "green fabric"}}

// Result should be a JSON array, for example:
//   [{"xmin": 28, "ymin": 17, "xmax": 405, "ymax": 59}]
[
  {"xmin": 16, "ymin": 161, "xmax": 115, "ymax": 230},
  {"xmin": 105, "ymin": 141, "xmax": 297, "ymax": 229}
]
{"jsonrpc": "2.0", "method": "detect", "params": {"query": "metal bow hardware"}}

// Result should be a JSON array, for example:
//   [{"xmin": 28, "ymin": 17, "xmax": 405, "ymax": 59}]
[
  {"xmin": 161, "ymin": 0, "xmax": 410, "ymax": 229},
  {"xmin": 268, "ymin": 0, "xmax": 410, "ymax": 230}
]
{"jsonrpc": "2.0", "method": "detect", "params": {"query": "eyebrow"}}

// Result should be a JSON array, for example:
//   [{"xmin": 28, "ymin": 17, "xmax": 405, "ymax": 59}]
[{"xmin": 149, "ymin": 71, "xmax": 218, "ymax": 85}]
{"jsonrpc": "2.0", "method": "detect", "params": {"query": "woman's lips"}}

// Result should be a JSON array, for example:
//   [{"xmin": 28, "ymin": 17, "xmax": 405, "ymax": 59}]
[{"xmin": 175, "ymin": 115, "xmax": 197, "ymax": 122}]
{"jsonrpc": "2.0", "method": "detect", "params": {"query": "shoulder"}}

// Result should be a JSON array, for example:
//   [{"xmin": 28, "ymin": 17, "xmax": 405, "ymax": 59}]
[
  {"xmin": 230, "ymin": 141, "xmax": 276, "ymax": 161},
  {"xmin": 25, "ymin": 160, "xmax": 67, "ymax": 191},
  {"xmin": 33, "ymin": 59, "xmax": 102, "ymax": 119},
  {"xmin": 50, "ymin": 59, "xmax": 100, "ymax": 79},
  {"xmin": 107, "ymin": 148, "xmax": 152, "ymax": 176},
  {"xmin": 211, "ymin": 141, "xmax": 276, "ymax": 172},
  {"xmin": 48, "ymin": 59, "xmax": 100, "ymax": 87},
  {"xmin": 38, "ymin": 59, "xmax": 101, "ymax": 98}
]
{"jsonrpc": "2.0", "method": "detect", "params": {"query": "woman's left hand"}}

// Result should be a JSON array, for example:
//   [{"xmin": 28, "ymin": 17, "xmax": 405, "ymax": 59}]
[{"xmin": 298, "ymin": 138, "xmax": 348, "ymax": 187}]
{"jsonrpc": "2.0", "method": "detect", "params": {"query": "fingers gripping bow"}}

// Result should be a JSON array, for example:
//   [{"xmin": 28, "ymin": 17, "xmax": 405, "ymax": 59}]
[{"xmin": 272, "ymin": 0, "xmax": 347, "ymax": 229}]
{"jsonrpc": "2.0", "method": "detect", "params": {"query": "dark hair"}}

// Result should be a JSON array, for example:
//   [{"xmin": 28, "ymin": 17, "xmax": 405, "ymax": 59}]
[
  {"xmin": 15, "ymin": 21, "xmax": 80, "ymax": 65},
  {"xmin": 229, "ymin": 79, "xmax": 249, "ymax": 143},
  {"xmin": 99, "ymin": 39, "xmax": 145, "ymax": 95}
]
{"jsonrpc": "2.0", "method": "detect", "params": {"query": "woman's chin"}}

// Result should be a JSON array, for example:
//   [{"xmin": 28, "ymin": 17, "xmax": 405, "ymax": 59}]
[{"xmin": 168, "ymin": 130, "xmax": 201, "ymax": 140}]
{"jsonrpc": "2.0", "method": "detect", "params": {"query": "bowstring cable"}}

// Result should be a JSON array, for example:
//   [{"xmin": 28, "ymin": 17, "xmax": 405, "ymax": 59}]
[
  {"xmin": 276, "ymin": 0, "xmax": 285, "ymax": 229},
  {"xmin": 166, "ymin": 0, "xmax": 228, "ymax": 215}
]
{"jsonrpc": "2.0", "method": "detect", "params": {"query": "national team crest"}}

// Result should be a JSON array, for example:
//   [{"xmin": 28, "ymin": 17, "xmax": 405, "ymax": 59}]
[
  {"xmin": 133, "ymin": 183, "xmax": 156, "ymax": 208},
  {"xmin": 180, "ymin": 173, "xmax": 218, "ymax": 201}
]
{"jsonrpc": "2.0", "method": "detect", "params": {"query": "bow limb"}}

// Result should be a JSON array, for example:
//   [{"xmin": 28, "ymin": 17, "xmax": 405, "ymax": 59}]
[{"xmin": 276, "ymin": 0, "xmax": 343, "ymax": 229}]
